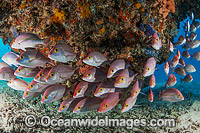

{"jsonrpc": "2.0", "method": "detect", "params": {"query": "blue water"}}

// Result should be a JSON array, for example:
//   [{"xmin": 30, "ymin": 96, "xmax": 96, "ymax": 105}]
[{"xmin": 0, "ymin": 38, "xmax": 11, "ymax": 61}]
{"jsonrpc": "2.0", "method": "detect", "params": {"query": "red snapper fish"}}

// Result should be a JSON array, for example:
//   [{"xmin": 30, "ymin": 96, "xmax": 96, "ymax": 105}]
[
  {"xmin": 149, "ymin": 74, "xmax": 156, "ymax": 88},
  {"xmin": 73, "ymin": 97, "xmax": 104, "ymax": 113},
  {"xmin": 176, "ymin": 35, "xmax": 186, "ymax": 46},
  {"xmin": 83, "ymin": 51, "xmax": 109, "ymax": 67},
  {"xmin": 14, "ymin": 66, "xmax": 40, "ymax": 78},
  {"xmin": 184, "ymin": 64, "xmax": 196, "ymax": 73},
  {"xmin": 11, "ymin": 32, "xmax": 49, "ymax": 51},
  {"xmin": 165, "ymin": 74, "xmax": 177, "ymax": 88},
  {"xmin": 26, "ymin": 80, "xmax": 53, "ymax": 92},
  {"xmin": 2, "ymin": 52, "xmax": 19, "ymax": 67},
  {"xmin": 143, "ymin": 57, "xmax": 156, "ymax": 77},
  {"xmin": 7, "ymin": 78, "xmax": 28, "ymax": 91},
  {"xmin": 151, "ymin": 32, "xmax": 162, "ymax": 50},
  {"xmin": 181, "ymin": 74, "xmax": 193, "ymax": 83},
  {"xmin": 164, "ymin": 62, "xmax": 169, "ymax": 76},
  {"xmin": 98, "ymin": 92, "xmax": 120, "ymax": 113},
  {"xmin": 0, "ymin": 65, "xmax": 16, "ymax": 81},
  {"xmin": 16, "ymin": 49, "xmax": 51, "ymax": 68},
  {"xmin": 46, "ymin": 64, "xmax": 75, "ymax": 83},
  {"xmin": 169, "ymin": 41, "xmax": 174, "ymax": 52},
  {"xmin": 170, "ymin": 55, "xmax": 179, "ymax": 68},
  {"xmin": 48, "ymin": 43, "xmax": 76, "ymax": 63},
  {"xmin": 34, "ymin": 67, "xmax": 52, "ymax": 83},
  {"xmin": 131, "ymin": 80, "xmax": 143, "ymax": 99},
  {"xmin": 41, "ymin": 85, "xmax": 66, "ymax": 103},
  {"xmin": 159, "ymin": 88, "xmax": 184, "ymax": 102},
  {"xmin": 114, "ymin": 69, "xmax": 137, "ymax": 88},
  {"xmin": 23, "ymin": 88, "xmax": 41, "ymax": 99},
  {"xmin": 182, "ymin": 51, "xmax": 190, "ymax": 58},
  {"xmin": 121, "ymin": 97, "xmax": 137, "ymax": 113},
  {"xmin": 82, "ymin": 67, "xmax": 106, "ymax": 82},
  {"xmin": 192, "ymin": 51, "xmax": 200, "ymax": 61},
  {"xmin": 148, "ymin": 88, "xmax": 154, "ymax": 102}
]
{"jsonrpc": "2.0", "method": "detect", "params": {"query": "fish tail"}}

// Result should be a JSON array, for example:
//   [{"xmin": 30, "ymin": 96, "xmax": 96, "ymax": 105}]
[{"xmin": 158, "ymin": 90, "xmax": 162, "ymax": 100}]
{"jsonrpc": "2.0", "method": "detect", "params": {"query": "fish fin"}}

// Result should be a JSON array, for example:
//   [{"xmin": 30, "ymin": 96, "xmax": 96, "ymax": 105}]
[
  {"xmin": 158, "ymin": 90, "xmax": 162, "ymax": 100},
  {"xmin": 139, "ymin": 92, "xmax": 147, "ymax": 96},
  {"xmin": 133, "ymin": 105, "xmax": 141, "ymax": 107}
]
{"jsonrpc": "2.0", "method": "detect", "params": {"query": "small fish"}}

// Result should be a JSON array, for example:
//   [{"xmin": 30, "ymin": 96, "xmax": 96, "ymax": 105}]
[
  {"xmin": 2, "ymin": 52, "xmax": 19, "ymax": 67},
  {"xmin": 165, "ymin": 74, "xmax": 177, "ymax": 88},
  {"xmin": 148, "ymin": 88, "xmax": 154, "ymax": 102},
  {"xmin": 48, "ymin": 43, "xmax": 76, "ymax": 63},
  {"xmin": 193, "ymin": 21, "xmax": 200, "ymax": 29},
  {"xmin": 82, "ymin": 67, "xmax": 106, "ymax": 82},
  {"xmin": 143, "ymin": 57, "xmax": 156, "ymax": 77},
  {"xmin": 190, "ymin": 11, "xmax": 194, "ymax": 20},
  {"xmin": 73, "ymin": 97, "xmax": 104, "ymax": 113},
  {"xmin": 121, "ymin": 97, "xmax": 137, "ymax": 113},
  {"xmin": 58, "ymin": 97, "xmax": 84, "ymax": 112},
  {"xmin": 149, "ymin": 74, "xmax": 156, "ymax": 88},
  {"xmin": 190, "ymin": 24, "xmax": 196, "ymax": 32},
  {"xmin": 0, "ymin": 66, "xmax": 16, "ymax": 81},
  {"xmin": 7, "ymin": 78, "xmax": 28, "ymax": 91},
  {"xmin": 41, "ymin": 85, "xmax": 66, "ymax": 103},
  {"xmin": 191, "ymin": 51, "xmax": 200, "ymax": 61},
  {"xmin": 159, "ymin": 88, "xmax": 184, "ymax": 102},
  {"xmin": 16, "ymin": 49, "xmax": 50, "ymax": 68},
  {"xmin": 46, "ymin": 64, "xmax": 75, "ymax": 83},
  {"xmin": 107, "ymin": 59, "xmax": 129, "ymax": 78},
  {"xmin": 83, "ymin": 51, "xmax": 109, "ymax": 67},
  {"xmin": 182, "ymin": 51, "xmax": 190, "ymax": 58},
  {"xmin": 184, "ymin": 64, "xmax": 196, "ymax": 73},
  {"xmin": 14, "ymin": 66, "xmax": 40, "ymax": 78},
  {"xmin": 181, "ymin": 74, "xmax": 193, "ymax": 83},
  {"xmin": 173, "ymin": 67, "xmax": 186, "ymax": 76},
  {"xmin": 94, "ymin": 80, "xmax": 120, "ymax": 97},
  {"xmin": 131, "ymin": 80, "xmax": 142, "ymax": 99},
  {"xmin": 182, "ymin": 40, "xmax": 195, "ymax": 50},
  {"xmin": 152, "ymin": 32, "xmax": 162, "ymax": 50},
  {"xmin": 179, "ymin": 58, "xmax": 185, "ymax": 67},
  {"xmin": 26, "ymin": 80, "xmax": 52, "ymax": 92},
  {"xmin": 176, "ymin": 50, "xmax": 181, "ymax": 59},
  {"xmin": 186, "ymin": 20, "xmax": 190, "ymax": 32},
  {"xmin": 176, "ymin": 35, "xmax": 186, "ymax": 46},
  {"xmin": 34, "ymin": 67, "xmax": 52, "ymax": 83},
  {"xmin": 169, "ymin": 41, "xmax": 174, "ymax": 52},
  {"xmin": 192, "ymin": 39, "xmax": 200, "ymax": 49},
  {"xmin": 98, "ymin": 92, "xmax": 120, "ymax": 113},
  {"xmin": 11, "ymin": 32, "xmax": 49, "ymax": 51},
  {"xmin": 164, "ymin": 62, "xmax": 169, "ymax": 76},
  {"xmin": 73, "ymin": 81, "xmax": 97, "ymax": 98},
  {"xmin": 190, "ymin": 32, "xmax": 197, "ymax": 41},
  {"xmin": 114, "ymin": 69, "xmax": 137, "ymax": 88},
  {"xmin": 170, "ymin": 55, "xmax": 179, "ymax": 68},
  {"xmin": 23, "ymin": 88, "xmax": 41, "ymax": 99}
]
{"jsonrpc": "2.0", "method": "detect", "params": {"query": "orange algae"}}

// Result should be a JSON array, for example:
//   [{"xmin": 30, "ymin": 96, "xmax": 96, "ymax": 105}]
[
  {"xmin": 77, "ymin": 2, "xmax": 91, "ymax": 18},
  {"xmin": 50, "ymin": 9, "xmax": 66, "ymax": 25},
  {"xmin": 99, "ymin": 26, "xmax": 105, "ymax": 34},
  {"xmin": 135, "ymin": 3, "xmax": 141, "ymax": 9},
  {"xmin": 19, "ymin": 1, "xmax": 27, "ymax": 10}
]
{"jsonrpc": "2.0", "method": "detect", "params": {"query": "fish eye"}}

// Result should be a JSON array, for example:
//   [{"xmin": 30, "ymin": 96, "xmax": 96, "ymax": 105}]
[
  {"xmin": 39, "ymin": 73, "xmax": 43, "ymax": 77},
  {"xmin": 30, "ymin": 84, "xmax": 34, "ymax": 88},
  {"xmin": 20, "ymin": 55, "xmax": 24, "ymax": 59},
  {"xmin": 177, "ymin": 94, "xmax": 181, "ymax": 97},
  {"xmin": 87, "ymin": 56, "xmax": 91, "ymax": 59},
  {"xmin": 54, "ymin": 48, "xmax": 59, "ymax": 53},
  {"xmin": 135, "ymin": 90, "xmax": 138, "ymax": 93},
  {"xmin": 26, "ymin": 92, "xmax": 29, "ymax": 95},
  {"xmin": 61, "ymin": 105, "xmax": 65, "ymax": 109},
  {"xmin": 18, "ymin": 68, "xmax": 21, "ymax": 72},
  {"xmin": 172, "ymin": 77, "xmax": 174, "ymax": 80},
  {"xmin": 87, "ymin": 73, "xmax": 91, "ymax": 77},
  {"xmin": 125, "ymin": 104, "xmax": 129, "ymax": 108},
  {"xmin": 110, "ymin": 69, "xmax": 114, "ymax": 73},
  {"xmin": 9, "ymin": 81, "xmax": 12, "ymax": 84},
  {"xmin": 99, "ymin": 87, "xmax": 103, "ymax": 92},
  {"xmin": 147, "ymin": 67, "xmax": 150, "ymax": 71},
  {"xmin": 50, "ymin": 72, "xmax": 54, "ymax": 77},
  {"xmin": 77, "ymin": 106, "xmax": 81, "ymax": 110},
  {"xmin": 120, "ymin": 77, "xmax": 124, "ymax": 82},
  {"xmin": 44, "ymin": 95, "xmax": 48, "ymax": 99},
  {"xmin": 103, "ymin": 103, "xmax": 108, "ymax": 109},
  {"xmin": 77, "ymin": 89, "xmax": 81, "ymax": 93}
]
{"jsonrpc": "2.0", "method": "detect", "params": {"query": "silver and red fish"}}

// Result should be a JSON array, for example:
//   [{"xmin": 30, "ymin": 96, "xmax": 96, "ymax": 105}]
[
  {"xmin": 165, "ymin": 74, "xmax": 177, "ymax": 88},
  {"xmin": 73, "ymin": 81, "xmax": 97, "ymax": 98},
  {"xmin": 114, "ymin": 69, "xmax": 137, "ymax": 88},
  {"xmin": 23, "ymin": 88, "xmax": 41, "ymax": 99},
  {"xmin": 173, "ymin": 67, "xmax": 186, "ymax": 76},
  {"xmin": 14, "ymin": 66, "xmax": 40, "ymax": 78},
  {"xmin": 58, "ymin": 97, "xmax": 84, "ymax": 112},
  {"xmin": 16, "ymin": 49, "xmax": 51, "ymax": 68},
  {"xmin": 7, "ymin": 78, "xmax": 28, "ymax": 91},
  {"xmin": 148, "ymin": 88, "xmax": 154, "ymax": 102},
  {"xmin": 182, "ymin": 51, "xmax": 190, "ymax": 58},
  {"xmin": 73, "ymin": 97, "xmax": 104, "ymax": 113},
  {"xmin": 82, "ymin": 67, "xmax": 106, "ymax": 82},
  {"xmin": 107, "ymin": 59, "xmax": 129, "ymax": 78},
  {"xmin": 169, "ymin": 41, "xmax": 174, "ymax": 52},
  {"xmin": 46, "ymin": 64, "xmax": 75, "ymax": 83},
  {"xmin": 179, "ymin": 58, "xmax": 185, "ymax": 67},
  {"xmin": 48, "ymin": 43, "xmax": 76, "ymax": 63},
  {"xmin": 11, "ymin": 32, "xmax": 49, "ymax": 51},
  {"xmin": 41, "ymin": 85, "xmax": 66, "ymax": 103},
  {"xmin": 159, "ymin": 88, "xmax": 184, "ymax": 102},
  {"xmin": 34, "ymin": 67, "xmax": 52, "ymax": 83},
  {"xmin": 83, "ymin": 51, "xmax": 109, "ymax": 67},
  {"xmin": 26, "ymin": 80, "xmax": 53, "ymax": 92},
  {"xmin": 151, "ymin": 32, "xmax": 162, "ymax": 50},
  {"xmin": 143, "ymin": 57, "xmax": 156, "ymax": 77},
  {"xmin": 164, "ymin": 62, "xmax": 169, "ymax": 76},
  {"xmin": 183, "ymin": 40, "xmax": 195, "ymax": 50},
  {"xmin": 98, "ymin": 92, "xmax": 120, "ymax": 113},
  {"xmin": 184, "ymin": 64, "xmax": 196, "ymax": 73},
  {"xmin": 192, "ymin": 51, "xmax": 200, "ymax": 61},
  {"xmin": 181, "ymin": 74, "xmax": 193, "ymax": 83},
  {"xmin": 2, "ymin": 52, "xmax": 19, "ymax": 67},
  {"xmin": 176, "ymin": 35, "xmax": 186, "ymax": 46},
  {"xmin": 190, "ymin": 24, "xmax": 196, "ymax": 32},
  {"xmin": 192, "ymin": 39, "xmax": 200, "ymax": 49},
  {"xmin": 121, "ymin": 97, "xmax": 137, "ymax": 113},
  {"xmin": 149, "ymin": 74, "xmax": 156, "ymax": 88},
  {"xmin": 0, "ymin": 65, "xmax": 16, "ymax": 81},
  {"xmin": 190, "ymin": 32, "xmax": 197, "ymax": 41},
  {"xmin": 176, "ymin": 50, "xmax": 181, "ymax": 59},
  {"xmin": 131, "ymin": 80, "xmax": 143, "ymax": 99},
  {"xmin": 170, "ymin": 55, "xmax": 179, "ymax": 68}
]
